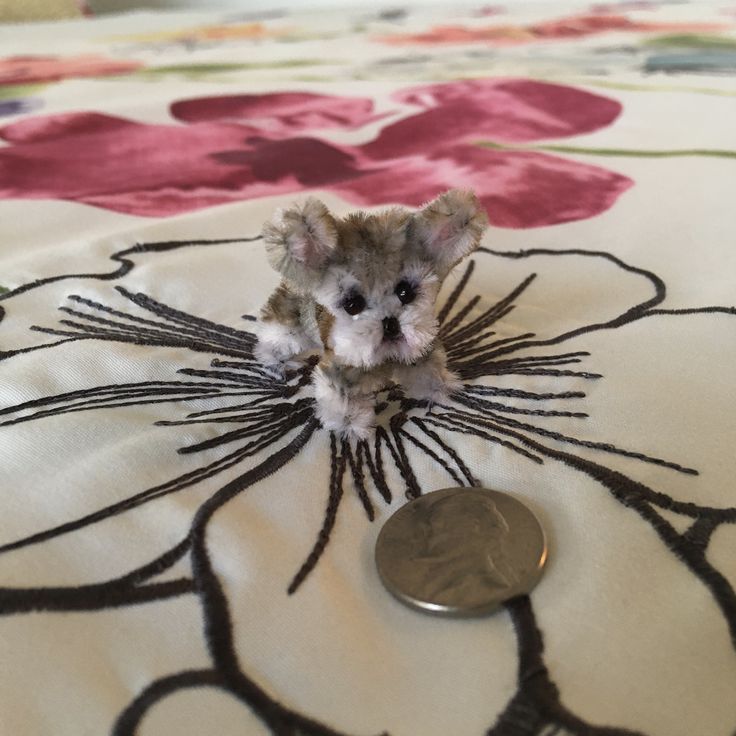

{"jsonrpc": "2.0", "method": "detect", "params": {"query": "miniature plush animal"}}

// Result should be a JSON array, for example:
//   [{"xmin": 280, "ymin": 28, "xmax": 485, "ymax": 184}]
[{"xmin": 255, "ymin": 189, "xmax": 488, "ymax": 439}]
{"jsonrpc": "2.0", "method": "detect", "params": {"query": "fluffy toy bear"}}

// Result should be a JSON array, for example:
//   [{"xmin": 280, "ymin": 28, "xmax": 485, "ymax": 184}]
[{"xmin": 255, "ymin": 189, "xmax": 488, "ymax": 439}]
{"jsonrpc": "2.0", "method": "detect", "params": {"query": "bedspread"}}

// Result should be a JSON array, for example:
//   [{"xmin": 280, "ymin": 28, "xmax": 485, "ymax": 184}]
[{"xmin": 1, "ymin": 2, "xmax": 735, "ymax": 735}]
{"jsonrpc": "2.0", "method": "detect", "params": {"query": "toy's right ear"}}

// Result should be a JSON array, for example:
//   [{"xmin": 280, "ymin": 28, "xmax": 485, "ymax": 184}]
[{"xmin": 263, "ymin": 198, "xmax": 338, "ymax": 286}]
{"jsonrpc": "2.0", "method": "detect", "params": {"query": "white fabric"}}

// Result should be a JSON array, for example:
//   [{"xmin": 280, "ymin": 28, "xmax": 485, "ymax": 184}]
[{"xmin": 0, "ymin": 3, "xmax": 735, "ymax": 735}]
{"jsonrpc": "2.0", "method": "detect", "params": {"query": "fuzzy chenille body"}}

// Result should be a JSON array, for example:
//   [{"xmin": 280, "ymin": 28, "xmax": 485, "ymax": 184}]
[{"xmin": 256, "ymin": 190, "xmax": 488, "ymax": 439}]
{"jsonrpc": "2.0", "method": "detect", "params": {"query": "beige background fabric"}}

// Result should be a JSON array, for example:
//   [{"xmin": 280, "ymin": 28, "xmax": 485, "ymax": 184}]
[{"xmin": 0, "ymin": 3, "xmax": 735, "ymax": 735}]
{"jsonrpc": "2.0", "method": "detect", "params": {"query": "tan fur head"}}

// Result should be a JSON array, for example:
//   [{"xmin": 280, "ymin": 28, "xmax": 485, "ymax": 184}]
[{"xmin": 262, "ymin": 190, "xmax": 488, "ymax": 368}]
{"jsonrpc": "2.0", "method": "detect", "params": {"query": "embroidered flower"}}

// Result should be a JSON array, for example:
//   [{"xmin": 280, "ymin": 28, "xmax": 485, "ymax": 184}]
[{"xmin": 0, "ymin": 225, "xmax": 734, "ymax": 735}]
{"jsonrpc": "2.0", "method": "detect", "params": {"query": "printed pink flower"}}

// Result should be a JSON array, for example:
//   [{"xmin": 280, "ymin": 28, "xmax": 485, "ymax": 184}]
[
  {"xmin": 171, "ymin": 92, "xmax": 383, "ymax": 135},
  {"xmin": 530, "ymin": 13, "xmax": 724, "ymax": 37},
  {"xmin": 379, "ymin": 14, "xmax": 725, "ymax": 46},
  {"xmin": 347, "ymin": 144, "xmax": 629, "ymax": 229},
  {"xmin": 362, "ymin": 78, "xmax": 622, "ymax": 155},
  {"xmin": 0, "ymin": 79, "xmax": 632, "ymax": 228},
  {"xmin": 476, "ymin": 5, "xmax": 506, "ymax": 17},
  {"xmin": 591, "ymin": 2, "xmax": 657, "ymax": 11},
  {"xmin": 0, "ymin": 55, "xmax": 143, "ymax": 85}
]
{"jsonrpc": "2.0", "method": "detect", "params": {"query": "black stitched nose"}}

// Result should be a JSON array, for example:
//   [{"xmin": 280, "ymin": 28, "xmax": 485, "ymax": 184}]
[{"xmin": 382, "ymin": 316, "xmax": 401, "ymax": 340}]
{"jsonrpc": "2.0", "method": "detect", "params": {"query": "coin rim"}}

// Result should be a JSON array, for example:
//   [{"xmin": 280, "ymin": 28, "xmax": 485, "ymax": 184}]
[{"xmin": 374, "ymin": 487, "xmax": 548, "ymax": 618}]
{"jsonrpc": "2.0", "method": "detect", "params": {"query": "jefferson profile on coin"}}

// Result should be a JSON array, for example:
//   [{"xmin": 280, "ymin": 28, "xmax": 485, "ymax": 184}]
[
  {"xmin": 407, "ymin": 492, "xmax": 519, "ymax": 607},
  {"xmin": 375, "ymin": 487, "xmax": 547, "ymax": 617}
]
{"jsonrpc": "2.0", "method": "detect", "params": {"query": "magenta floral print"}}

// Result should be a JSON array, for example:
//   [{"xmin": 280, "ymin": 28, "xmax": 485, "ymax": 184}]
[
  {"xmin": 0, "ymin": 79, "xmax": 633, "ymax": 228},
  {"xmin": 0, "ymin": 55, "xmax": 143, "ymax": 85},
  {"xmin": 377, "ymin": 13, "xmax": 725, "ymax": 46}
]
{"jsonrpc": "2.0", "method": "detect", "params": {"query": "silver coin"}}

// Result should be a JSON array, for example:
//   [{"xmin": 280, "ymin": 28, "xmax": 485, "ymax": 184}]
[{"xmin": 375, "ymin": 487, "xmax": 547, "ymax": 617}]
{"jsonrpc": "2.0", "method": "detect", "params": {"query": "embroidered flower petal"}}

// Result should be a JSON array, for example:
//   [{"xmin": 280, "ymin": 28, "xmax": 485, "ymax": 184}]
[
  {"xmin": 206, "ymin": 436, "xmax": 518, "ymax": 735},
  {"xmin": 0, "ymin": 340, "xmax": 233, "ymax": 585},
  {"xmin": 0, "ymin": 598, "xmax": 208, "ymax": 734},
  {"xmin": 552, "ymin": 312, "xmax": 736, "ymax": 509},
  {"xmin": 533, "ymin": 453, "xmax": 736, "ymax": 736},
  {"xmin": 136, "ymin": 687, "xmax": 270, "ymax": 736}
]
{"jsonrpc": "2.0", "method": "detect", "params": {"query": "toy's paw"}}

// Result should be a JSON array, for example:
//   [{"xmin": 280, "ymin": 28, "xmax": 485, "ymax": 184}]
[
  {"xmin": 254, "ymin": 321, "xmax": 314, "ymax": 377},
  {"xmin": 315, "ymin": 393, "xmax": 376, "ymax": 441},
  {"xmin": 313, "ymin": 369, "xmax": 375, "ymax": 441},
  {"xmin": 325, "ymin": 409, "xmax": 375, "ymax": 442},
  {"xmin": 259, "ymin": 359, "xmax": 303, "ymax": 380},
  {"xmin": 401, "ymin": 364, "xmax": 462, "ymax": 406}
]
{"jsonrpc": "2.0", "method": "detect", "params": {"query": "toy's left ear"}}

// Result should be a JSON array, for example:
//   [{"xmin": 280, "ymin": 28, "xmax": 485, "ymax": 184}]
[
  {"xmin": 263, "ymin": 198, "xmax": 338, "ymax": 288},
  {"xmin": 413, "ymin": 190, "xmax": 488, "ymax": 278}
]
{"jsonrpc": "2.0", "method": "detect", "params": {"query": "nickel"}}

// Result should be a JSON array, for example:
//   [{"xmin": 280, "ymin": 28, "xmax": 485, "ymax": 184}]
[{"xmin": 375, "ymin": 487, "xmax": 547, "ymax": 617}]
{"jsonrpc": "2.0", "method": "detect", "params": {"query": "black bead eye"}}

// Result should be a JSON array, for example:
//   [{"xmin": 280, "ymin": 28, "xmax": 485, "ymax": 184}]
[
  {"xmin": 343, "ymin": 293, "xmax": 366, "ymax": 316},
  {"xmin": 395, "ymin": 280, "xmax": 416, "ymax": 305}
]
